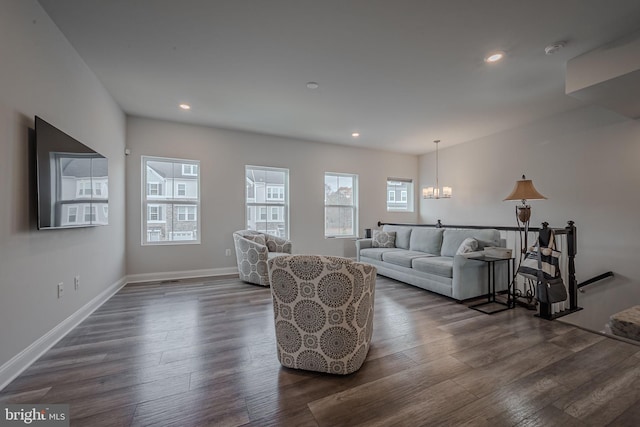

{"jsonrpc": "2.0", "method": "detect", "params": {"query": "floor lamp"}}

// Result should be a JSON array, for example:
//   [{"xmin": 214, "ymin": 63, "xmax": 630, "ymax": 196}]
[
  {"xmin": 504, "ymin": 175, "xmax": 547, "ymax": 306},
  {"xmin": 504, "ymin": 174, "xmax": 547, "ymax": 256}
]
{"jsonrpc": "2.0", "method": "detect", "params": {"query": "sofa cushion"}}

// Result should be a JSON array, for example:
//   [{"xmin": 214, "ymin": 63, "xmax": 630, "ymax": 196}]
[
  {"xmin": 411, "ymin": 257, "xmax": 454, "ymax": 278},
  {"xmin": 372, "ymin": 230, "xmax": 396, "ymax": 248},
  {"xmin": 441, "ymin": 229, "xmax": 500, "ymax": 257},
  {"xmin": 382, "ymin": 250, "xmax": 434, "ymax": 268},
  {"xmin": 409, "ymin": 228, "xmax": 444, "ymax": 255},
  {"xmin": 360, "ymin": 247, "xmax": 404, "ymax": 261},
  {"xmin": 382, "ymin": 225, "xmax": 412, "ymax": 249}
]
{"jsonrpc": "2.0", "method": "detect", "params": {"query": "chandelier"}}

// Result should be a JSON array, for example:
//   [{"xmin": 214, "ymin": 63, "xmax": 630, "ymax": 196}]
[{"xmin": 423, "ymin": 140, "xmax": 452, "ymax": 199}]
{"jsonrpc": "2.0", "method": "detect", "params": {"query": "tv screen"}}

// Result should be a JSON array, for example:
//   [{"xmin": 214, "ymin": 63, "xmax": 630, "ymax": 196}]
[{"xmin": 35, "ymin": 116, "xmax": 108, "ymax": 229}]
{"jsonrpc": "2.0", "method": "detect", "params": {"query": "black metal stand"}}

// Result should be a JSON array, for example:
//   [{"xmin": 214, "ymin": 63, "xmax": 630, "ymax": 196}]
[{"xmin": 468, "ymin": 256, "xmax": 514, "ymax": 315}]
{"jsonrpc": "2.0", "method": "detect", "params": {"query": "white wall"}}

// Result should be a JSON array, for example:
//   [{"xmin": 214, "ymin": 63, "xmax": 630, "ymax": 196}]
[
  {"xmin": 418, "ymin": 105, "xmax": 640, "ymax": 331},
  {"xmin": 0, "ymin": 0, "xmax": 126, "ymax": 376},
  {"xmin": 126, "ymin": 117, "xmax": 418, "ymax": 277}
]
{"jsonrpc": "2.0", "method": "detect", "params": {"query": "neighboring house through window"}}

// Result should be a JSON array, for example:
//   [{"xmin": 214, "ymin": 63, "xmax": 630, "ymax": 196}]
[
  {"xmin": 324, "ymin": 172, "xmax": 358, "ymax": 237},
  {"xmin": 387, "ymin": 178, "xmax": 414, "ymax": 212},
  {"xmin": 142, "ymin": 156, "xmax": 200, "ymax": 245},
  {"xmin": 245, "ymin": 165, "xmax": 289, "ymax": 238}
]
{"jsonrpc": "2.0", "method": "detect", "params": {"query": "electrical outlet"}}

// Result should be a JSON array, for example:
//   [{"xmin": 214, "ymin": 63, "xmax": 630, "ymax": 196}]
[
  {"xmin": 225, "ymin": 248, "xmax": 231, "ymax": 256},
  {"xmin": 57, "ymin": 283, "xmax": 64, "ymax": 298},
  {"xmin": 74, "ymin": 275, "xmax": 80, "ymax": 290}
]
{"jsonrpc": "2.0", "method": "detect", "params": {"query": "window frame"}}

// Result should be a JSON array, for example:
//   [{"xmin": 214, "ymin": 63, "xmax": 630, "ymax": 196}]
[
  {"xmin": 182, "ymin": 164, "xmax": 197, "ymax": 176},
  {"xmin": 386, "ymin": 177, "xmax": 414, "ymax": 212},
  {"xmin": 324, "ymin": 172, "xmax": 358, "ymax": 238},
  {"xmin": 142, "ymin": 156, "xmax": 201, "ymax": 246},
  {"xmin": 176, "ymin": 182, "xmax": 187, "ymax": 197},
  {"xmin": 67, "ymin": 206, "xmax": 78, "ymax": 223},
  {"xmin": 245, "ymin": 165, "xmax": 289, "ymax": 239}
]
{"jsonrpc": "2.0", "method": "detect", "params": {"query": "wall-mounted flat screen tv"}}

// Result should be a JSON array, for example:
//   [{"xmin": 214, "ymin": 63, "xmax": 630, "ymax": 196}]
[{"xmin": 35, "ymin": 116, "xmax": 108, "ymax": 229}]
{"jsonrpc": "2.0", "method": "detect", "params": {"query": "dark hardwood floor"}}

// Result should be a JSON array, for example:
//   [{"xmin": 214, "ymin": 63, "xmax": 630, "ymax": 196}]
[{"xmin": 1, "ymin": 275, "xmax": 639, "ymax": 426}]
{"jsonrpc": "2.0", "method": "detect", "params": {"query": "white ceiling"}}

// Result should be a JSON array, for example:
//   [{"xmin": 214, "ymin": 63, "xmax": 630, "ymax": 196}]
[{"xmin": 37, "ymin": 0, "xmax": 640, "ymax": 154}]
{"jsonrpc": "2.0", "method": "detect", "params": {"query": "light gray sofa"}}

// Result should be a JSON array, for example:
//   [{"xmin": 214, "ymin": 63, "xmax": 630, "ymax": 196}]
[{"xmin": 356, "ymin": 225, "xmax": 508, "ymax": 301}]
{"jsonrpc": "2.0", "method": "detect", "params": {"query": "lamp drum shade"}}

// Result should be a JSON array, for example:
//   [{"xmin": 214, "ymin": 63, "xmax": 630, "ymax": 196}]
[{"xmin": 504, "ymin": 175, "xmax": 547, "ymax": 202}]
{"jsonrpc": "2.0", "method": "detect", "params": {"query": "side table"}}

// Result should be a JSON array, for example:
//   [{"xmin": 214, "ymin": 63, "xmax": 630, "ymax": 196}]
[{"xmin": 467, "ymin": 255, "xmax": 514, "ymax": 314}]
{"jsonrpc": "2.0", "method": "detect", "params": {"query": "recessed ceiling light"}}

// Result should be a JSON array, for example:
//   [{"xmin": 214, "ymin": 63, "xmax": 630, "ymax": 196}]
[
  {"xmin": 179, "ymin": 103, "xmax": 191, "ymax": 110},
  {"xmin": 351, "ymin": 132, "xmax": 360, "ymax": 138},
  {"xmin": 306, "ymin": 82, "xmax": 319, "ymax": 89},
  {"xmin": 544, "ymin": 41, "xmax": 566, "ymax": 55},
  {"xmin": 484, "ymin": 51, "xmax": 505, "ymax": 63}
]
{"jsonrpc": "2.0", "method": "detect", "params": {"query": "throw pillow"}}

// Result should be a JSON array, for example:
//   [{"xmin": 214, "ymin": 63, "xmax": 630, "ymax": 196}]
[
  {"xmin": 372, "ymin": 230, "xmax": 396, "ymax": 248},
  {"xmin": 244, "ymin": 234, "xmax": 266, "ymax": 247},
  {"xmin": 456, "ymin": 237, "xmax": 478, "ymax": 255}
]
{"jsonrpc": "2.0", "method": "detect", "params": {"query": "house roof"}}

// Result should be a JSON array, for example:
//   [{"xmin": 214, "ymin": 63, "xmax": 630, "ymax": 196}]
[
  {"xmin": 61, "ymin": 156, "xmax": 108, "ymax": 178},
  {"xmin": 147, "ymin": 161, "xmax": 198, "ymax": 180},
  {"xmin": 38, "ymin": 0, "xmax": 640, "ymax": 154}
]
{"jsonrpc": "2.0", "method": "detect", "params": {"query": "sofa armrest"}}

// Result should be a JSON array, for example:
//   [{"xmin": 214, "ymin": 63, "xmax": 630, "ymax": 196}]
[
  {"xmin": 355, "ymin": 238, "xmax": 373, "ymax": 262},
  {"xmin": 452, "ymin": 254, "xmax": 510, "ymax": 300},
  {"xmin": 265, "ymin": 234, "xmax": 292, "ymax": 254},
  {"xmin": 238, "ymin": 236, "xmax": 269, "ymax": 253}
]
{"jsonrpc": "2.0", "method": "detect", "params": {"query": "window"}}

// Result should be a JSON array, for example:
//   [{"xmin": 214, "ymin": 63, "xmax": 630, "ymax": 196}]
[
  {"xmin": 171, "ymin": 231, "xmax": 194, "ymax": 240},
  {"xmin": 246, "ymin": 166, "xmax": 289, "ymax": 238},
  {"xmin": 176, "ymin": 205, "xmax": 197, "ymax": 221},
  {"xmin": 147, "ymin": 183, "xmax": 161, "ymax": 196},
  {"xmin": 147, "ymin": 205, "xmax": 164, "ymax": 221},
  {"xmin": 324, "ymin": 172, "xmax": 358, "ymax": 238},
  {"xmin": 84, "ymin": 205, "xmax": 97, "ymax": 223},
  {"xmin": 103, "ymin": 205, "xmax": 108, "ymax": 219},
  {"xmin": 267, "ymin": 186, "xmax": 284, "ymax": 200},
  {"xmin": 94, "ymin": 182, "xmax": 103, "ymax": 196},
  {"xmin": 182, "ymin": 164, "xmax": 198, "ymax": 176},
  {"xmin": 387, "ymin": 178, "xmax": 414, "ymax": 212},
  {"xmin": 142, "ymin": 157, "xmax": 200, "ymax": 245},
  {"xmin": 77, "ymin": 181, "xmax": 92, "ymax": 197},
  {"xmin": 68, "ymin": 206, "xmax": 78, "ymax": 223}
]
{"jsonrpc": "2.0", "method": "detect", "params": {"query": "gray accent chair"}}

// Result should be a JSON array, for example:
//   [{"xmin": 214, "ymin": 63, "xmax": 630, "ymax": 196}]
[
  {"xmin": 268, "ymin": 255, "xmax": 376, "ymax": 375},
  {"xmin": 233, "ymin": 230, "xmax": 292, "ymax": 286}
]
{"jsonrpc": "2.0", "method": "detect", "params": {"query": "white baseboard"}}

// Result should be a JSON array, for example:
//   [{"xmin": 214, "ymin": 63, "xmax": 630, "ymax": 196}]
[
  {"xmin": 0, "ymin": 277, "xmax": 127, "ymax": 391},
  {"xmin": 125, "ymin": 267, "xmax": 238, "ymax": 284}
]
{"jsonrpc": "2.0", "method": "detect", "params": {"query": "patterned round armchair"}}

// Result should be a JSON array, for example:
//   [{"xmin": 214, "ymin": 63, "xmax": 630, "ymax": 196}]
[
  {"xmin": 233, "ymin": 230, "xmax": 292, "ymax": 286},
  {"xmin": 268, "ymin": 255, "xmax": 377, "ymax": 375}
]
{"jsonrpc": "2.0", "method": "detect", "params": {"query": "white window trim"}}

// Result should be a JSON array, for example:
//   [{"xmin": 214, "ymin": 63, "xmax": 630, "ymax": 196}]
[
  {"xmin": 386, "ymin": 177, "xmax": 414, "ymax": 212},
  {"xmin": 142, "ymin": 156, "xmax": 201, "ymax": 245},
  {"xmin": 245, "ymin": 165, "xmax": 289, "ymax": 239},
  {"xmin": 324, "ymin": 172, "xmax": 358, "ymax": 238}
]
